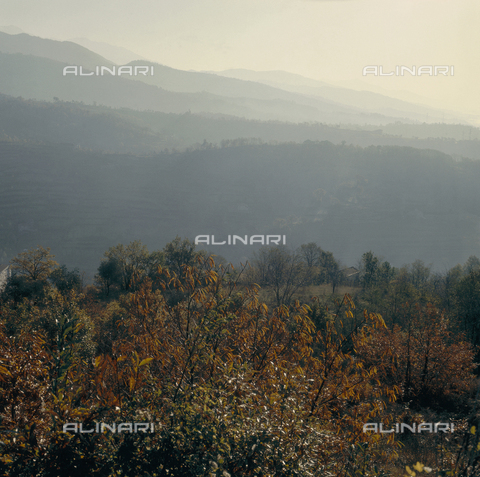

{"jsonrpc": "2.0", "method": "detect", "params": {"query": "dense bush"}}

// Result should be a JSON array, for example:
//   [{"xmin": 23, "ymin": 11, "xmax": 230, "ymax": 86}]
[{"xmin": 1, "ymin": 244, "xmax": 480, "ymax": 476}]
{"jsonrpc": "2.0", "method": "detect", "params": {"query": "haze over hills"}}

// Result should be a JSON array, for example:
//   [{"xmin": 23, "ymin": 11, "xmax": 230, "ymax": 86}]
[
  {"xmin": 332, "ymin": 78, "xmax": 446, "ymax": 109},
  {"xmin": 0, "ymin": 25, "xmax": 24, "ymax": 35},
  {"xmin": 65, "ymin": 33, "xmax": 472, "ymax": 125},
  {"xmin": 1, "ymin": 140, "xmax": 479, "ymax": 278},
  {"xmin": 69, "ymin": 37, "xmax": 147, "ymax": 65},
  {"xmin": 0, "ymin": 50, "xmax": 416, "ymax": 125},
  {"xmin": 2, "ymin": 94, "xmax": 480, "ymax": 161},
  {"xmin": 0, "ymin": 31, "xmax": 115, "ymax": 70},
  {"xmin": 213, "ymin": 69, "xmax": 470, "ymax": 125},
  {"xmin": 1, "ymin": 29, "xmax": 480, "ymax": 279},
  {"xmin": 126, "ymin": 60, "xmax": 473, "ymax": 125},
  {"xmin": 1, "ymin": 31, "xmax": 473, "ymax": 126},
  {"xmin": 0, "ymin": 51, "xmax": 358, "ymax": 124}
]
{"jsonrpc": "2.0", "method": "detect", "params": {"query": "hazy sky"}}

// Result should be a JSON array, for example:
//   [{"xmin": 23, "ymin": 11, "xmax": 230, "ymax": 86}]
[{"xmin": 1, "ymin": 0, "xmax": 479, "ymax": 116}]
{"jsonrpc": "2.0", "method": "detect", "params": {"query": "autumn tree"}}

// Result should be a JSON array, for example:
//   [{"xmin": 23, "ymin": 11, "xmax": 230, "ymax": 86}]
[
  {"xmin": 319, "ymin": 250, "xmax": 342, "ymax": 293},
  {"xmin": 49, "ymin": 265, "xmax": 82, "ymax": 294},
  {"xmin": 464, "ymin": 255, "xmax": 480, "ymax": 274},
  {"xmin": 2, "ymin": 246, "xmax": 59, "ymax": 304},
  {"xmin": 300, "ymin": 242, "xmax": 323, "ymax": 268},
  {"xmin": 95, "ymin": 257, "xmax": 121, "ymax": 295},
  {"xmin": 356, "ymin": 303, "xmax": 477, "ymax": 410},
  {"xmin": 82, "ymin": 261, "xmax": 399, "ymax": 475},
  {"xmin": 360, "ymin": 250, "xmax": 379, "ymax": 290},
  {"xmin": 10, "ymin": 246, "xmax": 58, "ymax": 281},
  {"xmin": 407, "ymin": 259, "xmax": 431, "ymax": 290},
  {"xmin": 454, "ymin": 270, "xmax": 480, "ymax": 348},
  {"xmin": 299, "ymin": 242, "xmax": 323, "ymax": 284},
  {"xmin": 99, "ymin": 240, "xmax": 163, "ymax": 292},
  {"xmin": 252, "ymin": 245, "xmax": 309, "ymax": 306},
  {"xmin": 162, "ymin": 236, "xmax": 199, "ymax": 277},
  {"xmin": 435, "ymin": 264, "xmax": 462, "ymax": 311}
]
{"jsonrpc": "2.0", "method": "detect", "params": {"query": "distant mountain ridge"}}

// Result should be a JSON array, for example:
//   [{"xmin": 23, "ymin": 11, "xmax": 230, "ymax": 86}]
[
  {"xmin": 69, "ymin": 37, "xmax": 147, "ymax": 65},
  {"xmin": 0, "ymin": 30, "xmax": 466, "ymax": 126},
  {"xmin": 0, "ymin": 25, "xmax": 24, "ymax": 35},
  {"xmin": 0, "ymin": 49, "xmax": 414, "ymax": 125},
  {"xmin": 0, "ymin": 31, "xmax": 114, "ymax": 70},
  {"xmin": 213, "ymin": 69, "xmax": 469, "ymax": 124}
]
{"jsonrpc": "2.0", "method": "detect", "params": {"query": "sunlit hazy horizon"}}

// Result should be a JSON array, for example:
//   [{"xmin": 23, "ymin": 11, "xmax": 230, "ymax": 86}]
[{"xmin": 1, "ymin": 0, "xmax": 478, "ymax": 118}]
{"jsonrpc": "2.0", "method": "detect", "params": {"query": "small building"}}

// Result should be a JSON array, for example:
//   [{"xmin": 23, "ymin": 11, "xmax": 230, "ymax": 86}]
[{"xmin": 0, "ymin": 264, "xmax": 11, "ymax": 292}]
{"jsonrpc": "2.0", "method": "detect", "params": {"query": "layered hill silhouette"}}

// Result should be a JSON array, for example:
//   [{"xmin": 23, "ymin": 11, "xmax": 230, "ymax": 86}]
[
  {"xmin": 69, "ymin": 37, "xmax": 146, "ymax": 65},
  {"xmin": 1, "ymin": 31, "xmax": 469, "ymax": 125},
  {"xmin": 1, "ymin": 94, "xmax": 479, "ymax": 160},
  {"xmin": 0, "ymin": 50, "xmax": 399, "ymax": 124},
  {"xmin": 0, "ymin": 31, "xmax": 115, "ymax": 70},
  {"xmin": 213, "ymin": 69, "xmax": 467, "ymax": 124}
]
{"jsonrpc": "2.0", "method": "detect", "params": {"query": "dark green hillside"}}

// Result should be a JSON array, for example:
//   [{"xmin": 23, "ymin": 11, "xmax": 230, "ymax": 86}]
[
  {"xmin": 0, "ymin": 94, "xmax": 166, "ymax": 153},
  {"xmin": 1, "ymin": 140, "xmax": 479, "ymax": 277}
]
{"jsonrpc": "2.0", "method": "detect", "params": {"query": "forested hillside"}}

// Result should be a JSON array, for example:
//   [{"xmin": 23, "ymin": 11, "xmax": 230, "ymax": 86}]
[
  {"xmin": 2, "ymin": 95, "xmax": 480, "ymax": 160},
  {"xmin": 1, "ymin": 139, "xmax": 479, "ymax": 278}
]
